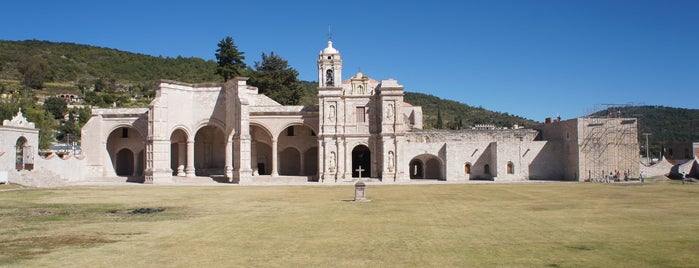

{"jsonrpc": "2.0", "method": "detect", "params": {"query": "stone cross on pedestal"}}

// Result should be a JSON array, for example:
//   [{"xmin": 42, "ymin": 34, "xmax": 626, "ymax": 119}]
[{"xmin": 355, "ymin": 166, "xmax": 365, "ymax": 178}]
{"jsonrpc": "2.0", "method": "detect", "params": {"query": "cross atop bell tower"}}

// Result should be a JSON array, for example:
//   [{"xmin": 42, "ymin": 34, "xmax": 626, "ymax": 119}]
[{"xmin": 318, "ymin": 39, "xmax": 342, "ymax": 88}]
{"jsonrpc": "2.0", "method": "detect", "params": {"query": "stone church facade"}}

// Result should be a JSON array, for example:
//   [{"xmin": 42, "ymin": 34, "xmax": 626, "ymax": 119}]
[{"xmin": 1, "ymin": 41, "xmax": 640, "ymax": 185}]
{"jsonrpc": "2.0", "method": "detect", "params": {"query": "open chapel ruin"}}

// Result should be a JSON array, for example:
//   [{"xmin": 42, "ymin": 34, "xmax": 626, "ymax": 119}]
[{"xmin": 1, "ymin": 41, "xmax": 644, "ymax": 185}]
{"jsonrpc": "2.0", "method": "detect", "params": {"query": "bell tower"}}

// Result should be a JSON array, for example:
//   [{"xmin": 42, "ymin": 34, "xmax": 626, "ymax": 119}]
[
  {"xmin": 317, "ymin": 40, "xmax": 343, "ymax": 183},
  {"xmin": 318, "ymin": 41, "xmax": 342, "ymax": 88}
]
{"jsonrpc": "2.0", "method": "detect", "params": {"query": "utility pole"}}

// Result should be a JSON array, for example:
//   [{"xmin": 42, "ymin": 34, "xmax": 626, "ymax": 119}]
[{"xmin": 642, "ymin": 133, "xmax": 652, "ymax": 164}]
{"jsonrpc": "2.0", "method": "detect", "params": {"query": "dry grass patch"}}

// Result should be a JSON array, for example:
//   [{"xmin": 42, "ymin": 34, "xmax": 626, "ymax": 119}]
[{"xmin": 0, "ymin": 183, "xmax": 697, "ymax": 267}]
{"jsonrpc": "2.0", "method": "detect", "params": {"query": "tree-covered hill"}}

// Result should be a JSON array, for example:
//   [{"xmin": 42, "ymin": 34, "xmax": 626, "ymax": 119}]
[
  {"xmin": 0, "ymin": 39, "xmax": 219, "ymax": 85},
  {"xmin": 404, "ymin": 92, "xmax": 539, "ymax": 129}
]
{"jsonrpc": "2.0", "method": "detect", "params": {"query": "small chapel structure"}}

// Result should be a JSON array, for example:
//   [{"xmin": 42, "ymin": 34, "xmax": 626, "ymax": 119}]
[{"xmin": 1, "ymin": 40, "xmax": 642, "ymax": 185}]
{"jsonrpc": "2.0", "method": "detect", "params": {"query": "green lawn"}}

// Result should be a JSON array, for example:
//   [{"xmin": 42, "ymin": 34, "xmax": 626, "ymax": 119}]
[{"xmin": 0, "ymin": 182, "xmax": 697, "ymax": 267}]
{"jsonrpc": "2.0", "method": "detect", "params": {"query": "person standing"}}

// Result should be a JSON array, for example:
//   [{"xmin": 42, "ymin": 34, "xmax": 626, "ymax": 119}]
[{"xmin": 640, "ymin": 171, "xmax": 645, "ymax": 184}]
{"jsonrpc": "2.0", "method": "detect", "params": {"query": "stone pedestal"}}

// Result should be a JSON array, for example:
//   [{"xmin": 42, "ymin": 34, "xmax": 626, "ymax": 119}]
[{"xmin": 354, "ymin": 180, "xmax": 370, "ymax": 202}]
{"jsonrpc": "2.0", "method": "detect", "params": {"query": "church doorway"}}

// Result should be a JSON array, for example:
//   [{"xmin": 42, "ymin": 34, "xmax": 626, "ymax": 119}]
[
  {"xmin": 106, "ymin": 126, "xmax": 145, "ymax": 178},
  {"xmin": 352, "ymin": 145, "xmax": 371, "ymax": 178},
  {"xmin": 408, "ymin": 154, "xmax": 444, "ymax": 180},
  {"xmin": 194, "ymin": 125, "xmax": 225, "ymax": 176}
]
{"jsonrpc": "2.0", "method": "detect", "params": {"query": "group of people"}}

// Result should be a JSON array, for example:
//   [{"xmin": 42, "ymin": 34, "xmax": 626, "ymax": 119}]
[{"xmin": 592, "ymin": 170, "xmax": 691, "ymax": 184}]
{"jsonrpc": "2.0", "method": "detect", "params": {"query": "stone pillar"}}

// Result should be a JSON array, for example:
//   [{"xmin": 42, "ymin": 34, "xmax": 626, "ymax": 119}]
[
  {"xmin": 318, "ymin": 139, "xmax": 325, "ymax": 181},
  {"xmin": 251, "ymin": 141, "xmax": 258, "ymax": 175},
  {"xmin": 149, "ymin": 138, "xmax": 173, "ymax": 183},
  {"xmin": 299, "ymin": 151, "xmax": 305, "ymax": 175},
  {"xmin": 225, "ymin": 136, "xmax": 233, "ymax": 180},
  {"xmin": 177, "ymin": 142, "xmax": 186, "ymax": 176},
  {"xmin": 185, "ymin": 140, "xmax": 195, "ymax": 177},
  {"xmin": 271, "ymin": 139, "xmax": 279, "ymax": 176},
  {"xmin": 341, "ymin": 139, "xmax": 350, "ymax": 180},
  {"xmin": 235, "ymin": 134, "xmax": 252, "ymax": 182},
  {"xmin": 395, "ymin": 138, "xmax": 409, "ymax": 182}
]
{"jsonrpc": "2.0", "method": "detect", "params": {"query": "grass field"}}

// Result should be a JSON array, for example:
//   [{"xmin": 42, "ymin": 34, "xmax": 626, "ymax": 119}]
[{"xmin": 0, "ymin": 181, "xmax": 697, "ymax": 267}]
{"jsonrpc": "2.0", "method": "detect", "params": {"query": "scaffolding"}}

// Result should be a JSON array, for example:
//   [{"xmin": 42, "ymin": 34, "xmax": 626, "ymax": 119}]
[{"xmin": 581, "ymin": 104, "xmax": 640, "ymax": 181}]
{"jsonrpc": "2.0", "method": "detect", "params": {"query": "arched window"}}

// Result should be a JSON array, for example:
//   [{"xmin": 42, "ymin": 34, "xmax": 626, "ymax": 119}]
[
  {"xmin": 507, "ymin": 161, "xmax": 514, "ymax": 174},
  {"xmin": 484, "ymin": 164, "xmax": 490, "ymax": 174},
  {"xmin": 326, "ymin": 69, "xmax": 334, "ymax": 86},
  {"xmin": 464, "ymin": 163, "xmax": 471, "ymax": 174},
  {"xmin": 15, "ymin": 137, "xmax": 27, "ymax": 171}
]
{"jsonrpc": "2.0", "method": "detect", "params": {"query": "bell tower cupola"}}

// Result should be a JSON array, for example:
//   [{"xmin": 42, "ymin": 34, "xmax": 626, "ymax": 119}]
[{"xmin": 318, "ymin": 40, "xmax": 342, "ymax": 88}]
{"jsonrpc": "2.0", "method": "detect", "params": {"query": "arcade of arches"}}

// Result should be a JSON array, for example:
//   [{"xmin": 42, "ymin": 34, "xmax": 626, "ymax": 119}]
[
  {"xmin": 252, "ymin": 124, "xmax": 318, "ymax": 177},
  {"xmin": 409, "ymin": 154, "xmax": 443, "ymax": 180}
]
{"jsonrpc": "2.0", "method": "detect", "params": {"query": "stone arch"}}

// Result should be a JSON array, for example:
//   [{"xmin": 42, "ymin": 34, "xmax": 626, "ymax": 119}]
[
  {"xmin": 279, "ymin": 147, "xmax": 301, "ymax": 175},
  {"xmin": 106, "ymin": 126, "xmax": 145, "ymax": 178},
  {"xmin": 193, "ymin": 118, "xmax": 225, "ymax": 136},
  {"xmin": 464, "ymin": 162, "xmax": 472, "ymax": 174},
  {"xmin": 194, "ymin": 125, "xmax": 225, "ymax": 176},
  {"xmin": 351, "ymin": 145, "xmax": 371, "ymax": 178},
  {"xmin": 170, "ymin": 128, "xmax": 189, "ymax": 176},
  {"xmin": 106, "ymin": 124, "xmax": 147, "ymax": 144},
  {"xmin": 409, "ymin": 154, "xmax": 444, "ymax": 180},
  {"xmin": 278, "ymin": 124, "xmax": 317, "ymax": 177},
  {"xmin": 276, "ymin": 121, "xmax": 318, "ymax": 138},
  {"xmin": 250, "ymin": 123, "xmax": 273, "ymax": 175},
  {"xmin": 507, "ymin": 161, "xmax": 515, "ymax": 174},
  {"xmin": 15, "ymin": 136, "xmax": 28, "ymax": 171}
]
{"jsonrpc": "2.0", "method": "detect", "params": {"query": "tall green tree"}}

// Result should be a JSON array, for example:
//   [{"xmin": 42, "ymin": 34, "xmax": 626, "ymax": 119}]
[
  {"xmin": 18, "ymin": 55, "xmax": 49, "ymax": 89},
  {"xmin": 43, "ymin": 96, "xmax": 68, "ymax": 119},
  {"xmin": 215, "ymin": 37, "xmax": 246, "ymax": 82},
  {"xmin": 249, "ymin": 52, "xmax": 303, "ymax": 105},
  {"xmin": 436, "ymin": 109, "xmax": 444, "ymax": 129}
]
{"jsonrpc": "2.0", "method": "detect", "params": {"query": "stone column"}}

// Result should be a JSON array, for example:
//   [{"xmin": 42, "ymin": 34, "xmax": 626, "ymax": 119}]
[
  {"xmin": 341, "ymin": 139, "xmax": 350, "ymax": 180},
  {"xmin": 225, "ymin": 136, "xmax": 233, "ymax": 179},
  {"xmin": 251, "ymin": 141, "xmax": 258, "ymax": 175},
  {"xmin": 177, "ymin": 142, "xmax": 186, "ymax": 176},
  {"xmin": 185, "ymin": 139, "xmax": 195, "ymax": 177},
  {"xmin": 318, "ymin": 139, "xmax": 325, "ymax": 181},
  {"xmin": 270, "ymin": 139, "xmax": 279, "ymax": 176},
  {"xmin": 299, "ymin": 151, "xmax": 305, "ymax": 175}
]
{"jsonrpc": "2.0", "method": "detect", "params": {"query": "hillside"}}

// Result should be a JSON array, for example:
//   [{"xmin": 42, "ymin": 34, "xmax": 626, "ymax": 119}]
[
  {"xmin": 591, "ymin": 105, "xmax": 699, "ymax": 155},
  {"xmin": 0, "ymin": 40, "xmax": 219, "ymax": 84},
  {"xmin": 404, "ymin": 92, "xmax": 539, "ymax": 129}
]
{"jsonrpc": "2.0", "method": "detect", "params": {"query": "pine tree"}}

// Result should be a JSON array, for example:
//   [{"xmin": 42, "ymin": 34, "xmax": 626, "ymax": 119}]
[
  {"xmin": 436, "ymin": 109, "xmax": 444, "ymax": 129},
  {"xmin": 249, "ymin": 52, "xmax": 303, "ymax": 105},
  {"xmin": 215, "ymin": 37, "xmax": 246, "ymax": 82}
]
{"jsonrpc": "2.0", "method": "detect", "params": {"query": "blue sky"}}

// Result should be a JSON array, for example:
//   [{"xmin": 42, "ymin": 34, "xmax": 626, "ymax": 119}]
[{"xmin": 2, "ymin": 0, "xmax": 697, "ymax": 122}]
